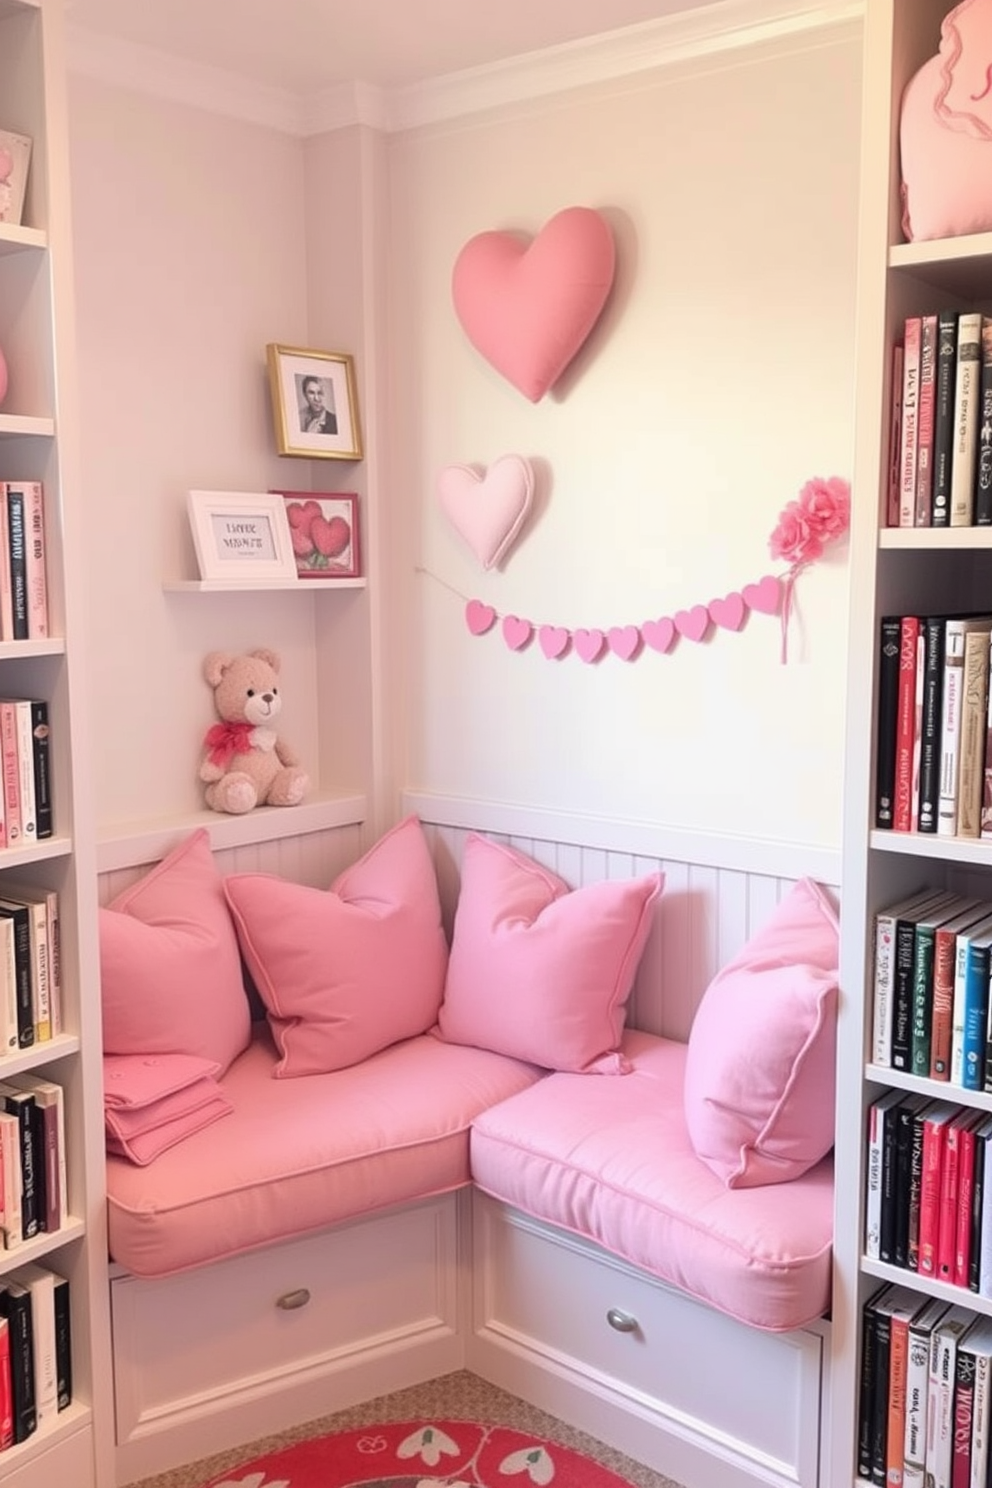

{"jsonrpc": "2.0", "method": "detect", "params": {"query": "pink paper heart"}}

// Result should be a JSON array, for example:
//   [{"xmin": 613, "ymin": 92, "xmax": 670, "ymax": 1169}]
[
  {"xmin": 573, "ymin": 629, "xmax": 606, "ymax": 663},
  {"xmin": 438, "ymin": 455, "xmax": 534, "ymax": 570},
  {"xmin": 502, "ymin": 615, "xmax": 533, "ymax": 651},
  {"xmin": 708, "ymin": 592, "xmax": 746, "ymax": 631},
  {"xmin": 465, "ymin": 599, "xmax": 496, "ymax": 636},
  {"xmin": 641, "ymin": 618, "xmax": 675, "ymax": 654},
  {"xmin": 538, "ymin": 625, "xmax": 570, "ymax": 660},
  {"xmin": 674, "ymin": 606, "xmax": 710, "ymax": 643},
  {"xmin": 742, "ymin": 575, "xmax": 782, "ymax": 616},
  {"xmin": 452, "ymin": 206, "xmax": 616, "ymax": 402},
  {"xmin": 608, "ymin": 626, "xmax": 642, "ymax": 661}
]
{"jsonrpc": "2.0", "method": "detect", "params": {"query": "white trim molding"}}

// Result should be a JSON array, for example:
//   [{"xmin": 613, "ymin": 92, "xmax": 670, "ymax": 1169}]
[{"xmin": 68, "ymin": 0, "xmax": 863, "ymax": 136}]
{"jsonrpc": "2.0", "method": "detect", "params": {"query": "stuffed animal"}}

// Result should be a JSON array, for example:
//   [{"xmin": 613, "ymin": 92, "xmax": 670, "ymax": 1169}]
[{"xmin": 199, "ymin": 649, "xmax": 309, "ymax": 814}]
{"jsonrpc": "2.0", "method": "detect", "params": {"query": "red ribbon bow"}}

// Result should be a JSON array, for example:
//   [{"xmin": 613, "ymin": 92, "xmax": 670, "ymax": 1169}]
[{"xmin": 203, "ymin": 721, "xmax": 255, "ymax": 769}]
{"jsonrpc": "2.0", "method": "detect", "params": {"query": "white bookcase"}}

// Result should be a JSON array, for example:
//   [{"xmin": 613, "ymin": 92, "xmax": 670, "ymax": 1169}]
[
  {"xmin": 0, "ymin": 1, "xmax": 111, "ymax": 1484},
  {"xmin": 837, "ymin": 1, "xmax": 992, "ymax": 1484}
]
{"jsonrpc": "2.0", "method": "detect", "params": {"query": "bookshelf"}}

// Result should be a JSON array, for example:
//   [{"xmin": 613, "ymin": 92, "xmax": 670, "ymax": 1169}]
[
  {"xmin": 0, "ymin": 1, "xmax": 110, "ymax": 1484},
  {"xmin": 838, "ymin": 2, "xmax": 992, "ymax": 1485}
]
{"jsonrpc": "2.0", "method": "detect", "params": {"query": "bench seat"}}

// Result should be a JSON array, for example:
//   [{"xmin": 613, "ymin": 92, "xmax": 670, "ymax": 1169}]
[
  {"xmin": 470, "ymin": 1028, "xmax": 833, "ymax": 1332},
  {"xmin": 106, "ymin": 1024, "xmax": 544, "ymax": 1279}
]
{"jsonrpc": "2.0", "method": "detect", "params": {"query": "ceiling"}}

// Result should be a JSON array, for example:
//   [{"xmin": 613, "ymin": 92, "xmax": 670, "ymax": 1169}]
[{"xmin": 63, "ymin": 0, "xmax": 719, "ymax": 97}]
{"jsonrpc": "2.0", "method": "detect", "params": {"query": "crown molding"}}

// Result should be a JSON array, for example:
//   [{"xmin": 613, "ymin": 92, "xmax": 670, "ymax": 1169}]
[{"xmin": 67, "ymin": 0, "xmax": 864, "ymax": 137}]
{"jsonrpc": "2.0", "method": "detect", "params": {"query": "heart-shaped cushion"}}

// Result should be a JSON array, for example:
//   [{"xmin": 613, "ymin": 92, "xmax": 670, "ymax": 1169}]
[
  {"xmin": 438, "ymin": 454, "xmax": 534, "ymax": 570},
  {"xmin": 452, "ymin": 206, "xmax": 615, "ymax": 402}
]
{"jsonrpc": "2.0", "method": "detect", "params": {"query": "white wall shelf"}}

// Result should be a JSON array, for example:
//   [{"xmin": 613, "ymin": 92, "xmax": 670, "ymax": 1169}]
[
  {"xmin": 163, "ymin": 577, "xmax": 366, "ymax": 592},
  {"xmin": 0, "ymin": 413, "xmax": 54, "ymax": 438}
]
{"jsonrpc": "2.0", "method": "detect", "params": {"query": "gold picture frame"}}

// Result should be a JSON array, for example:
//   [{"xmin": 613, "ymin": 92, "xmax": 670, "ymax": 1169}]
[{"xmin": 266, "ymin": 344, "xmax": 363, "ymax": 461}]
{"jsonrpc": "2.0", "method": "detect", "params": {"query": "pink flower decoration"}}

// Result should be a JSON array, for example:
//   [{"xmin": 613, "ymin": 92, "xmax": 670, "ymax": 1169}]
[{"xmin": 768, "ymin": 475, "xmax": 850, "ymax": 568}]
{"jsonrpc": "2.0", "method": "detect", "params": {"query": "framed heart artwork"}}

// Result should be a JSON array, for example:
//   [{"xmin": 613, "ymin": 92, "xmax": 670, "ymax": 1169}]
[{"xmin": 273, "ymin": 491, "xmax": 361, "ymax": 580}]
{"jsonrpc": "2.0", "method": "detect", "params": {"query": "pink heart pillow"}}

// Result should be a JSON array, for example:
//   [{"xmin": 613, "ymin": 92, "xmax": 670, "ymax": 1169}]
[
  {"xmin": 223, "ymin": 816, "xmax": 448, "ymax": 1077},
  {"xmin": 452, "ymin": 206, "xmax": 615, "ymax": 402},
  {"xmin": 437, "ymin": 455, "xmax": 534, "ymax": 570},
  {"xmin": 435, "ymin": 834, "xmax": 662, "ymax": 1072},
  {"xmin": 684, "ymin": 878, "xmax": 839, "ymax": 1188},
  {"xmin": 99, "ymin": 829, "xmax": 251, "ymax": 1076}
]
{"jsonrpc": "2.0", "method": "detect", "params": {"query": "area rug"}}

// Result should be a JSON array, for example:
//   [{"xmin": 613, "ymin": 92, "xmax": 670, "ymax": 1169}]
[{"xmin": 204, "ymin": 1420, "xmax": 638, "ymax": 1488}]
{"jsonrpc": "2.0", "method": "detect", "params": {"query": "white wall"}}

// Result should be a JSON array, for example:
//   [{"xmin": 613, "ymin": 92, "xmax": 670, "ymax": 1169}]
[
  {"xmin": 65, "ymin": 17, "xmax": 862, "ymax": 851},
  {"xmin": 386, "ymin": 28, "xmax": 862, "ymax": 848}
]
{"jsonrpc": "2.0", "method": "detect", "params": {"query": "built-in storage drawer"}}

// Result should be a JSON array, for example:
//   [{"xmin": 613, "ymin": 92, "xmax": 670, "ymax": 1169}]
[
  {"xmin": 112, "ymin": 1195, "xmax": 464, "ymax": 1484},
  {"xmin": 470, "ymin": 1194, "xmax": 824, "ymax": 1488}
]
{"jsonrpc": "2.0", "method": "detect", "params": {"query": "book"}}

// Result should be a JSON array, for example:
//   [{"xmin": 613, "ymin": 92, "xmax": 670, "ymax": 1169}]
[
  {"xmin": 894, "ymin": 1092, "xmax": 932, "ymax": 1268},
  {"xmin": 877, "ymin": 615, "xmax": 904, "ymax": 828},
  {"xmin": 915, "ymin": 313, "xmax": 938, "ymax": 525},
  {"xmin": 0, "ymin": 915, "xmax": 18, "ymax": 1057},
  {"xmin": 939, "ymin": 618, "xmax": 992, "ymax": 837},
  {"xmin": 888, "ymin": 341, "xmax": 905, "ymax": 527},
  {"xmin": 969, "ymin": 1115, "xmax": 992, "ymax": 1290},
  {"xmin": 958, "ymin": 625, "xmax": 992, "ymax": 837},
  {"xmin": 951, "ymin": 1325, "xmax": 976, "ymax": 1488},
  {"xmin": 873, "ymin": 887, "xmax": 947, "ymax": 1066},
  {"xmin": 919, "ymin": 1101, "xmax": 961, "ymax": 1277},
  {"xmin": 908, "ymin": 1098, "xmax": 933, "ymax": 1273},
  {"xmin": 895, "ymin": 892, "xmax": 962, "ymax": 1072},
  {"xmin": 0, "ymin": 1318, "xmax": 12, "ymax": 1450},
  {"xmin": 887, "ymin": 1286, "xmax": 925, "ymax": 1486},
  {"xmin": 926, "ymin": 1305, "xmax": 975, "ymax": 1488},
  {"xmin": 4, "ymin": 483, "xmax": 28, "ymax": 641},
  {"xmin": 866, "ymin": 1089, "xmax": 908, "ymax": 1259},
  {"xmin": 964, "ymin": 1317, "xmax": 992, "ymax": 1487},
  {"xmin": 951, "ymin": 912, "xmax": 992, "ymax": 1089},
  {"xmin": 1, "ymin": 882, "xmax": 60, "ymax": 1044},
  {"xmin": 919, "ymin": 616, "xmax": 947, "ymax": 834},
  {"xmin": 0, "ymin": 1110, "xmax": 22, "ymax": 1250},
  {"xmin": 900, "ymin": 316, "xmax": 922, "ymax": 527},
  {"xmin": 976, "ymin": 319, "xmax": 992, "ymax": 527},
  {"xmin": 955, "ymin": 1111, "xmax": 982, "ymax": 1287},
  {"xmin": 932, "ymin": 310, "xmax": 960, "ymax": 529},
  {"xmin": 860, "ymin": 1284, "xmax": 891, "ymax": 1481},
  {"xmin": 880, "ymin": 1092, "xmax": 907, "ymax": 1266},
  {"xmin": 931, "ymin": 901, "xmax": 992, "ymax": 1080},
  {"xmin": 11, "ymin": 481, "xmax": 48, "ymax": 640},
  {"xmin": 937, "ymin": 1108, "xmax": 982, "ymax": 1283},
  {"xmin": 0, "ymin": 700, "xmax": 21, "ymax": 848},
  {"xmin": 12, "ymin": 1263, "xmax": 56, "ymax": 1430},
  {"xmin": 874, "ymin": 1284, "xmax": 926, "ymax": 1485},
  {"xmin": 0, "ymin": 488, "xmax": 13, "ymax": 645},
  {"xmin": 28, "ymin": 698, "xmax": 51, "ymax": 841},
  {"xmin": 0, "ymin": 900, "xmax": 32, "ymax": 1051},
  {"xmin": 912, "ymin": 895, "xmax": 974, "ymax": 1077},
  {"xmin": 51, "ymin": 1271, "xmax": 69, "ymax": 1410},
  {"xmin": 5, "ymin": 1073, "xmax": 64, "ymax": 1231},
  {"xmin": 0, "ymin": 1085, "xmax": 37, "ymax": 1241},
  {"xmin": 0, "ymin": 894, "xmax": 49, "ymax": 1046},
  {"xmin": 0, "ymin": 1280, "xmax": 34, "ymax": 1443},
  {"xmin": 950, "ymin": 311, "xmax": 984, "ymax": 527},
  {"xmin": 905, "ymin": 1297, "xmax": 950, "ymax": 1488},
  {"xmin": 895, "ymin": 615, "xmax": 923, "ymax": 832},
  {"xmin": 0, "ymin": 699, "xmax": 39, "ymax": 843}
]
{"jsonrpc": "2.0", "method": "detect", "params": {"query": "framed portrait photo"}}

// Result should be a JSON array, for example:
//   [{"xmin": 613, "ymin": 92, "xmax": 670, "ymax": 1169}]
[
  {"xmin": 266, "ymin": 344, "xmax": 363, "ymax": 461},
  {"xmin": 0, "ymin": 129, "xmax": 31, "ymax": 227},
  {"xmin": 275, "ymin": 491, "xmax": 361, "ymax": 580},
  {"xmin": 187, "ymin": 490, "xmax": 298, "ymax": 583}
]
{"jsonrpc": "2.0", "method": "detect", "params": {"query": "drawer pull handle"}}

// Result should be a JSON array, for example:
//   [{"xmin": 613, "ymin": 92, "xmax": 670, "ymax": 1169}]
[
  {"xmin": 276, "ymin": 1288, "xmax": 311, "ymax": 1311},
  {"xmin": 606, "ymin": 1307, "xmax": 638, "ymax": 1334}
]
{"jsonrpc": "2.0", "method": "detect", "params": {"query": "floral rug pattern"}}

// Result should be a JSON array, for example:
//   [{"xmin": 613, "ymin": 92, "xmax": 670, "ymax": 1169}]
[{"xmin": 206, "ymin": 1420, "xmax": 636, "ymax": 1488}]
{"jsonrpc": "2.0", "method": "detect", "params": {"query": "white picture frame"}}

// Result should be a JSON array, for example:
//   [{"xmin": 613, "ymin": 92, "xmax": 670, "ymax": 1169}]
[
  {"xmin": 187, "ymin": 490, "xmax": 298, "ymax": 583},
  {"xmin": 0, "ymin": 129, "xmax": 32, "ymax": 227}
]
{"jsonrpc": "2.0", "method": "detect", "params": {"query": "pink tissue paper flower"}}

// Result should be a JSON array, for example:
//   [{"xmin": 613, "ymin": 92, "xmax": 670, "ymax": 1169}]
[{"xmin": 768, "ymin": 476, "xmax": 850, "ymax": 567}]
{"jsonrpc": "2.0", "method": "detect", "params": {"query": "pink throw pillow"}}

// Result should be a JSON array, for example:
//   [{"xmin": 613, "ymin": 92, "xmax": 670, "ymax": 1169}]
[
  {"xmin": 223, "ymin": 816, "xmax": 448, "ymax": 1077},
  {"xmin": 100, "ymin": 829, "xmax": 251, "ymax": 1076},
  {"xmin": 435, "ymin": 834, "xmax": 663, "ymax": 1072},
  {"xmin": 683, "ymin": 878, "xmax": 839, "ymax": 1189}
]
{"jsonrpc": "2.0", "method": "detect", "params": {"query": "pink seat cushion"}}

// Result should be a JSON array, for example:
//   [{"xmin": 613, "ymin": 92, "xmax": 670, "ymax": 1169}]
[
  {"xmin": 106, "ymin": 1025, "xmax": 544, "ymax": 1278},
  {"xmin": 470, "ymin": 1030, "xmax": 833, "ymax": 1332}
]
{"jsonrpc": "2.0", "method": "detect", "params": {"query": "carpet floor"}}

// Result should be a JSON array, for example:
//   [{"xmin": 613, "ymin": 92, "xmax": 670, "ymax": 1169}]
[{"xmin": 127, "ymin": 1370, "xmax": 688, "ymax": 1488}]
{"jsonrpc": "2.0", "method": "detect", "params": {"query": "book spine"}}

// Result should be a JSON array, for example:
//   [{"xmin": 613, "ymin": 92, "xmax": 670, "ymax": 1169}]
[
  {"xmin": 919, "ymin": 1118, "xmax": 949, "ymax": 1276},
  {"xmin": 912, "ymin": 925, "xmax": 940, "ymax": 1077},
  {"xmin": 0, "ymin": 487, "xmax": 13, "ymax": 643},
  {"xmin": 865, "ymin": 1098, "xmax": 889, "ymax": 1259},
  {"xmin": 10, "ymin": 702, "xmax": 36, "ymax": 842},
  {"xmin": 893, "ymin": 918, "xmax": 921, "ymax": 1072},
  {"xmin": 919, "ymin": 617, "xmax": 946, "ymax": 834},
  {"xmin": 52, "ymin": 1274, "xmax": 69, "ymax": 1410},
  {"xmin": 888, "ymin": 1311, "xmax": 911, "ymax": 1485},
  {"xmin": 5, "ymin": 486, "xmax": 28, "ymax": 642},
  {"xmin": 932, "ymin": 926, "xmax": 959, "ymax": 1078},
  {"xmin": 916, "ymin": 313, "xmax": 938, "ymax": 525},
  {"xmin": 971, "ymin": 1353, "xmax": 992, "ymax": 1486},
  {"xmin": 859, "ymin": 1297, "xmax": 880, "ymax": 1480},
  {"xmin": 28, "ymin": 700, "xmax": 51, "ymax": 841},
  {"xmin": 962, "ymin": 945, "xmax": 992, "ymax": 1091},
  {"xmin": 895, "ymin": 616, "xmax": 922, "ymax": 831},
  {"xmin": 955, "ymin": 1122, "xmax": 978, "ymax": 1286},
  {"xmin": 0, "ymin": 1287, "xmax": 34, "ymax": 1443},
  {"xmin": 0, "ymin": 919, "xmax": 17, "ymax": 1057},
  {"xmin": 0, "ymin": 909, "xmax": 31, "ymax": 1052},
  {"xmin": 970, "ymin": 1129, "xmax": 988, "ymax": 1288},
  {"xmin": 933, "ymin": 310, "xmax": 960, "ymax": 528},
  {"xmin": 975, "ymin": 319, "xmax": 992, "ymax": 525},
  {"xmin": 937, "ymin": 1121, "xmax": 964, "ymax": 1282},
  {"xmin": 908, "ymin": 1107, "xmax": 928, "ymax": 1272},
  {"xmin": 939, "ymin": 624, "xmax": 971, "ymax": 836},
  {"xmin": 874, "ymin": 911, "xmax": 901, "ymax": 1066},
  {"xmin": 950, "ymin": 311, "xmax": 983, "ymax": 526},
  {"xmin": 880, "ymin": 1101, "xmax": 902, "ymax": 1265},
  {"xmin": 21, "ymin": 482, "xmax": 47, "ymax": 640},
  {"xmin": 894, "ymin": 1100, "xmax": 919, "ymax": 1266},
  {"xmin": 959, "ymin": 630, "xmax": 991, "ymax": 838},
  {"xmin": 888, "ymin": 342, "xmax": 905, "ymax": 527},
  {"xmin": 872, "ymin": 1309, "xmax": 894, "ymax": 1484},
  {"xmin": 877, "ymin": 616, "xmax": 903, "ymax": 828},
  {"xmin": 952, "ymin": 1345, "xmax": 975, "ymax": 1488},
  {"xmin": 900, "ymin": 316, "xmax": 922, "ymax": 527},
  {"xmin": 0, "ymin": 1113, "xmax": 21, "ymax": 1250},
  {"xmin": 2, "ymin": 1093, "xmax": 37, "ymax": 1241},
  {"xmin": 905, "ymin": 1323, "xmax": 932, "ymax": 1485},
  {"xmin": 0, "ymin": 1319, "xmax": 12, "ymax": 1449}
]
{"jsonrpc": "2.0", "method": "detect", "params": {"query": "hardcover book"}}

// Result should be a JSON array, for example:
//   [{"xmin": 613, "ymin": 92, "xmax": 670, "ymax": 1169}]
[
  {"xmin": 950, "ymin": 311, "xmax": 983, "ymax": 527},
  {"xmin": 918, "ymin": 616, "xmax": 947, "ymax": 834},
  {"xmin": 904, "ymin": 1296, "xmax": 950, "ymax": 1488},
  {"xmin": 895, "ymin": 615, "xmax": 923, "ymax": 832},
  {"xmin": 873, "ymin": 887, "xmax": 948, "ymax": 1066},
  {"xmin": 976, "ymin": 318, "xmax": 992, "ymax": 527},
  {"xmin": 888, "ymin": 341, "xmax": 905, "ymax": 527},
  {"xmin": 938, "ymin": 618, "xmax": 992, "ymax": 837},
  {"xmin": 3, "ymin": 484, "xmax": 28, "ymax": 642},
  {"xmin": 957, "ymin": 626, "xmax": 992, "ymax": 837},
  {"xmin": 51, "ymin": 1271, "xmax": 69, "ymax": 1410},
  {"xmin": 0, "ymin": 1279, "xmax": 35, "ymax": 1442},
  {"xmin": 909, "ymin": 894, "xmax": 970, "ymax": 1076},
  {"xmin": 877, "ymin": 615, "xmax": 904, "ymax": 828},
  {"xmin": 915, "ymin": 313, "xmax": 938, "ymax": 525},
  {"xmin": 931, "ymin": 309, "xmax": 960, "ymax": 529},
  {"xmin": 900, "ymin": 316, "xmax": 922, "ymax": 527}
]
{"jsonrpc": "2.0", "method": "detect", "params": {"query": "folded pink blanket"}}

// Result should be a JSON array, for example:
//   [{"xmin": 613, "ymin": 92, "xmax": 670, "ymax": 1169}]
[{"xmin": 103, "ymin": 1052, "xmax": 233, "ymax": 1166}]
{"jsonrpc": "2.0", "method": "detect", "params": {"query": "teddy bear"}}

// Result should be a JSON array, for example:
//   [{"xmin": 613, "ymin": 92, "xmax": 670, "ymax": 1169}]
[{"xmin": 199, "ymin": 649, "xmax": 309, "ymax": 814}]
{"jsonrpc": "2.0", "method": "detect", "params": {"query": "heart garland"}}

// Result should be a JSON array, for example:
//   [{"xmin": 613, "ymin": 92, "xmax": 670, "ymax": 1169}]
[{"xmin": 459, "ymin": 476, "xmax": 850, "ymax": 665}]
